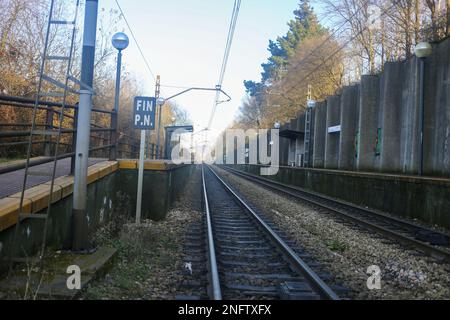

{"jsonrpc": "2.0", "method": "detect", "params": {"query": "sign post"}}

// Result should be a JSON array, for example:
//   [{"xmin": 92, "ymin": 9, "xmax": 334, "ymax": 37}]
[{"xmin": 133, "ymin": 96, "xmax": 156, "ymax": 224}]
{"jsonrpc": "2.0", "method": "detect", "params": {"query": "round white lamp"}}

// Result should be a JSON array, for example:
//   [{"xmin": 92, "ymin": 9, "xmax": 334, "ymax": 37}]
[
  {"xmin": 112, "ymin": 32, "xmax": 129, "ymax": 51},
  {"xmin": 415, "ymin": 42, "xmax": 432, "ymax": 59}
]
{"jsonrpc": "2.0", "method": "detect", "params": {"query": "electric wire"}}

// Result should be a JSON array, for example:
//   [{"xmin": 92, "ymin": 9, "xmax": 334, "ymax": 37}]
[
  {"xmin": 207, "ymin": 0, "xmax": 242, "ymax": 130},
  {"xmin": 115, "ymin": 0, "xmax": 157, "ymax": 82}
]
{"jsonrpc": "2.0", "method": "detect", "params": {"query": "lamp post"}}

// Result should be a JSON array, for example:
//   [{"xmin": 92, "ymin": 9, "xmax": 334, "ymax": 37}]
[
  {"xmin": 110, "ymin": 32, "xmax": 129, "ymax": 160},
  {"xmin": 415, "ymin": 42, "xmax": 432, "ymax": 176}
]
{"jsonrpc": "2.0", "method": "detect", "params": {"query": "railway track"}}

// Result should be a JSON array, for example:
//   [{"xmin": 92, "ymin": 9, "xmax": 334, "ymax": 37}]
[
  {"xmin": 218, "ymin": 165, "xmax": 450, "ymax": 263},
  {"xmin": 202, "ymin": 165, "xmax": 340, "ymax": 300}
]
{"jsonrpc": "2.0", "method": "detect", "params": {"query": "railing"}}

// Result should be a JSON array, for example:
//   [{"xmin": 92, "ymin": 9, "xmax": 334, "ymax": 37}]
[{"xmin": 0, "ymin": 95, "xmax": 163, "ymax": 174}]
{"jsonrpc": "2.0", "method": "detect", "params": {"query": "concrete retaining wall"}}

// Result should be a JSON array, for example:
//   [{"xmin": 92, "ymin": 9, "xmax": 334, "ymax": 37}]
[
  {"xmin": 0, "ymin": 171, "xmax": 121, "ymax": 268},
  {"xmin": 339, "ymin": 85, "xmax": 359, "ymax": 171},
  {"xmin": 425, "ymin": 39, "xmax": 450, "ymax": 176},
  {"xmin": 0, "ymin": 161, "xmax": 193, "ymax": 271},
  {"xmin": 277, "ymin": 37, "xmax": 450, "ymax": 178},
  {"xmin": 118, "ymin": 164, "xmax": 193, "ymax": 221},
  {"xmin": 357, "ymin": 75, "xmax": 381, "ymax": 171},
  {"xmin": 325, "ymin": 95, "xmax": 341, "ymax": 169},
  {"xmin": 313, "ymin": 101, "xmax": 327, "ymax": 168}
]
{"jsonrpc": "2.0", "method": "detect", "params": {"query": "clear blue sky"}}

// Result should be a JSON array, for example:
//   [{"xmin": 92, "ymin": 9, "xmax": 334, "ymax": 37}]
[{"xmin": 101, "ymin": 0, "xmax": 318, "ymax": 135}]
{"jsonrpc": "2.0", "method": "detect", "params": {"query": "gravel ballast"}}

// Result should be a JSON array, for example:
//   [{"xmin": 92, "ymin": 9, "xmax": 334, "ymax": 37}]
[{"xmin": 212, "ymin": 166, "xmax": 450, "ymax": 300}]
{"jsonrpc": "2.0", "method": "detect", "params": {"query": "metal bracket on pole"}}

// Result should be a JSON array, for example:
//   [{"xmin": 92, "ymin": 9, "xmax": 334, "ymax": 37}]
[
  {"xmin": 68, "ymin": 75, "xmax": 95, "ymax": 95},
  {"xmin": 164, "ymin": 87, "xmax": 232, "ymax": 103}
]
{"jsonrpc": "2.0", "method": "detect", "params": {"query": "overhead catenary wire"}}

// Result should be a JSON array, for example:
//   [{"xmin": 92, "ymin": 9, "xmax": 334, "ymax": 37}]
[
  {"xmin": 207, "ymin": 0, "xmax": 242, "ymax": 130},
  {"xmin": 115, "ymin": 0, "xmax": 157, "ymax": 83}
]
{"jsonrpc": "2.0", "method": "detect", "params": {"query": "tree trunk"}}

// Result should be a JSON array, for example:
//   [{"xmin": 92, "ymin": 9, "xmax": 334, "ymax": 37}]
[
  {"xmin": 414, "ymin": 0, "xmax": 421, "ymax": 43},
  {"xmin": 426, "ymin": 0, "xmax": 438, "ymax": 41}
]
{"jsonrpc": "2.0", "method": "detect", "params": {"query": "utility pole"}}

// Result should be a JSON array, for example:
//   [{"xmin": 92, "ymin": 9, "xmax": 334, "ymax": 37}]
[
  {"xmin": 110, "ymin": 33, "xmax": 129, "ymax": 161},
  {"xmin": 72, "ymin": 0, "xmax": 98, "ymax": 251},
  {"xmin": 155, "ymin": 75, "xmax": 162, "ymax": 159}
]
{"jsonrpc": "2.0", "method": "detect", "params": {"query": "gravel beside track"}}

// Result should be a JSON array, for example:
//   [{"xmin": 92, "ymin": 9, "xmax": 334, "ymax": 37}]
[{"xmin": 213, "ymin": 166, "xmax": 450, "ymax": 300}]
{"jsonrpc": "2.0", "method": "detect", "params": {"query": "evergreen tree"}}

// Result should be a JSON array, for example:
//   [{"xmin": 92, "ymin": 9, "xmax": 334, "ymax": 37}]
[{"xmin": 245, "ymin": 0, "xmax": 325, "ymax": 96}]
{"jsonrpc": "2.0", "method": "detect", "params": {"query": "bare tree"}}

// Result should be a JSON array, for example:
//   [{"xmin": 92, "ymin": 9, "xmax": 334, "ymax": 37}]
[{"xmin": 447, "ymin": 0, "xmax": 450, "ymax": 35}]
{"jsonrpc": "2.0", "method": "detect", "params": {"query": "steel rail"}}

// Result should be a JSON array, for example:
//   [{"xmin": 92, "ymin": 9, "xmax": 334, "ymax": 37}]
[
  {"xmin": 220, "ymin": 166, "xmax": 450, "ymax": 263},
  {"xmin": 207, "ymin": 165, "xmax": 340, "ymax": 300},
  {"xmin": 201, "ymin": 165, "xmax": 223, "ymax": 300}
]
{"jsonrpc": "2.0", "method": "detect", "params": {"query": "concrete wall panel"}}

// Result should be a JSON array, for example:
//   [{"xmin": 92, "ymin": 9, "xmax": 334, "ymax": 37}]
[
  {"xmin": 399, "ymin": 58, "xmax": 420, "ymax": 175},
  {"xmin": 357, "ymin": 75, "xmax": 381, "ymax": 171},
  {"xmin": 380, "ymin": 62, "xmax": 404, "ymax": 173},
  {"xmin": 339, "ymin": 85, "xmax": 359, "ymax": 170},
  {"xmin": 313, "ymin": 101, "xmax": 327, "ymax": 168},
  {"xmin": 325, "ymin": 95, "xmax": 341, "ymax": 169},
  {"xmin": 425, "ymin": 39, "xmax": 450, "ymax": 177}
]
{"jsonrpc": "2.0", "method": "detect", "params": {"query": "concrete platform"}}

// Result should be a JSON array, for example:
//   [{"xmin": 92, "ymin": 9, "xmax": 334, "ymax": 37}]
[
  {"xmin": 0, "ymin": 161, "xmax": 119, "ymax": 232},
  {"xmin": 0, "ymin": 246, "xmax": 117, "ymax": 300},
  {"xmin": 0, "ymin": 158, "xmax": 106, "ymax": 199},
  {"xmin": 0, "ymin": 159, "xmax": 193, "ymax": 280},
  {"xmin": 118, "ymin": 159, "xmax": 186, "ymax": 171}
]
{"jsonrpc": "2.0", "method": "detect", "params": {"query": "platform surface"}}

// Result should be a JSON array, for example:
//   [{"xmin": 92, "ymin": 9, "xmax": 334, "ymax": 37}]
[{"xmin": 0, "ymin": 158, "xmax": 106, "ymax": 199}]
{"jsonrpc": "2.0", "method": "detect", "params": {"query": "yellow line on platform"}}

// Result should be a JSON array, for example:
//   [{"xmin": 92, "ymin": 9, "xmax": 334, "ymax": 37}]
[{"xmin": 0, "ymin": 161, "xmax": 119, "ymax": 232}]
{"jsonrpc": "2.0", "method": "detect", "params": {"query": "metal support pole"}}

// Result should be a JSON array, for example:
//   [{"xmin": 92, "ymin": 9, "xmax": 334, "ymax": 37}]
[
  {"xmin": 110, "ymin": 49, "xmax": 122, "ymax": 161},
  {"xmin": 136, "ymin": 130, "xmax": 146, "ymax": 224},
  {"xmin": 73, "ymin": 90, "xmax": 93, "ymax": 250},
  {"xmin": 70, "ymin": 105, "xmax": 79, "ymax": 175},
  {"xmin": 418, "ymin": 57, "xmax": 425, "ymax": 176},
  {"xmin": 155, "ymin": 76, "xmax": 162, "ymax": 159},
  {"xmin": 72, "ymin": 0, "xmax": 98, "ymax": 251}
]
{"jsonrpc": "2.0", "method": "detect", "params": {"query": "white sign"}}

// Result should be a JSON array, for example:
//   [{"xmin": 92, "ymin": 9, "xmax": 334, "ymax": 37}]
[
  {"xmin": 133, "ymin": 97, "xmax": 156, "ymax": 130},
  {"xmin": 133, "ymin": 96, "xmax": 156, "ymax": 224},
  {"xmin": 328, "ymin": 125, "xmax": 341, "ymax": 134},
  {"xmin": 307, "ymin": 99, "xmax": 316, "ymax": 109}
]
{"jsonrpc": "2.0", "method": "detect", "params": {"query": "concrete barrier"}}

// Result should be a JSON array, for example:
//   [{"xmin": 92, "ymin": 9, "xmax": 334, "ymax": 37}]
[
  {"xmin": 118, "ymin": 161, "xmax": 194, "ymax": 221},
  {"xmin": 0, "ymin": 161, "xmax": 193, "ymax": 270},
  {"xmin": 313, "ymin": 101, "xmax": 327, "ymax": 168},
  {"xmin": 339, "ymin": 85, "xmax": 359, "ymax": 171},
  {"xmin": 325, "ymin": 95, "xmax": 341, "ymax": 169},
  {"xmin": 357, "ymin": 75, "xmax": 381, "ymax": 171},
  {"xmin": 425, "ymin": 39, "xmax": 450, "ymax": 177}
]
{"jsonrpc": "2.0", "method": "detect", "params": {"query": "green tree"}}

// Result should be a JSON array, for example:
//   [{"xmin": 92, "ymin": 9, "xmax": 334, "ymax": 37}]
[{"xmin": 245, "ymin": 0, "xmax": 325, "ymax": 96}]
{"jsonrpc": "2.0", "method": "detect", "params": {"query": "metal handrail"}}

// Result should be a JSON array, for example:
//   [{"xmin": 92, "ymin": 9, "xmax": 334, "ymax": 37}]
[
  {"xmin": 0, "ymin": 94, "xmax": 155, "ymax": 165},
  {"xmin": 0, "ymin": 94, "xmax": 114, "ymax": 114}
]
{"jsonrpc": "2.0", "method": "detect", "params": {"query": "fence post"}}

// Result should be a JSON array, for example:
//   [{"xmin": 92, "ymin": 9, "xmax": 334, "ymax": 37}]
[
  {"xmin": 109, "ymin": 110, "xmax": 118, "ymax": 161},
  {"xmin": 44, "ymin": 105, "xmax": 54, "ymax": 157}
]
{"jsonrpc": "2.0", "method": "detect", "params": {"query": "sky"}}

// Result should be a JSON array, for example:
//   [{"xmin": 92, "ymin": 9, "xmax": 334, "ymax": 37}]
[{"xmin": 101, "ymin": 0, "xmax": 309, "ymax": 137}]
